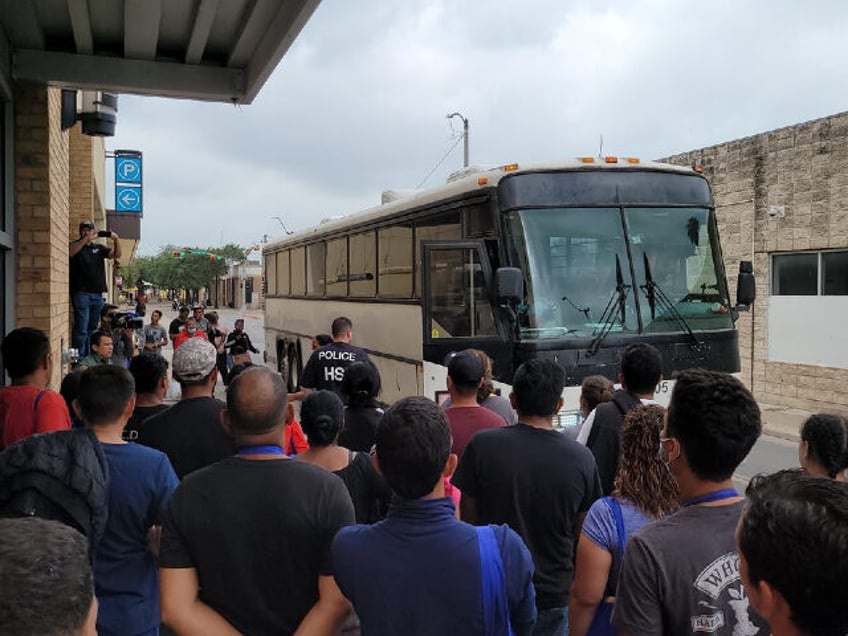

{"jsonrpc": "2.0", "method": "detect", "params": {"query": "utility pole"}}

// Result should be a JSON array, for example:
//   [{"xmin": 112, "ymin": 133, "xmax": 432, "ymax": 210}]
[{"xmin": 447, "ymin": 112, "xmax": 469, "ymax": 167}]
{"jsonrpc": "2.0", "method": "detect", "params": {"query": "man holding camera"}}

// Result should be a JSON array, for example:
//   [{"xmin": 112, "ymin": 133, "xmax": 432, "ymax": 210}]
[{"xmin": 69, "ymin": 220, "xmax": 121, "ymax": 357}]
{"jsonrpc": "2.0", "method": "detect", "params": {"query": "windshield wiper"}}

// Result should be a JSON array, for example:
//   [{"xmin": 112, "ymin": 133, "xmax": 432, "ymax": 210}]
[
  {"xmin": 641, "ymin": 252, "xmax": 702, "ymax": 347},
  {"xmin": 587, "ymin": 255, "xmax": 629, "ymax": 356}
]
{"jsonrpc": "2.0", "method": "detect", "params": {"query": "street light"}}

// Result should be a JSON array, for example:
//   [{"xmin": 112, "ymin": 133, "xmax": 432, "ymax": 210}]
[
  {"xmin": 446, "ymin": 112, "xmax": 469, "ymax": 168},
  {"xmin": 272, "ymin": 216, "xmax": 294, "ymax": 235}
]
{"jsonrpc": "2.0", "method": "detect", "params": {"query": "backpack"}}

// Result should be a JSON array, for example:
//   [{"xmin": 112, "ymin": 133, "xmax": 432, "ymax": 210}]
[{"xmin": 0, "ymin": 429, "xmax": 110, "ymax": 558}]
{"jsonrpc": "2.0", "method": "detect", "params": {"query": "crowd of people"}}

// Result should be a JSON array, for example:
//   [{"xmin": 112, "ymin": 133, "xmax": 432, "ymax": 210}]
[{"xmin": 0, "ymin": 314, "xmax": 847, "ymax": 636}]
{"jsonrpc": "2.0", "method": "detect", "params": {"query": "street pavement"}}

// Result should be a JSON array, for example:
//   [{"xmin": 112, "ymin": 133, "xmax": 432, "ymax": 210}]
[{"xmin": 146, "ymin": 301, "xmax": 265, "ymax": 401}]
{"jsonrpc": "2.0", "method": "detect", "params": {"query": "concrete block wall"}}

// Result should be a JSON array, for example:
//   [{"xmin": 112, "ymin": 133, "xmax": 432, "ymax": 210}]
[
  {"xmin": 663, "ymin": 112, "xmax": 848, "ymax": 415},
  {"xmin": 14, "ymin": 84, "xmax": 70, "ymax": 389}
]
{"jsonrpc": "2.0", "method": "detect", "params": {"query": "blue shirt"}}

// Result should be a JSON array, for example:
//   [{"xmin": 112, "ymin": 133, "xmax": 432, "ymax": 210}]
[
  {"xmin": 95, "ymin": 443, "xmax": 178, "ymax": 636},
  {"xmin": 333, "ymin": 497, "xmax": 537, "ymax": 636},
  {"xmin": 581, "ymin": 497, "xmax": 653, "ymax": 595}
]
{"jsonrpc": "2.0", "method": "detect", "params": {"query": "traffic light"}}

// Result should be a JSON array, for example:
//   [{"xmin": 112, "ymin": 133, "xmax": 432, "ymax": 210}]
[{"xmin": 172, "ymin": 250, "xmax": 182, "ymax": 258}]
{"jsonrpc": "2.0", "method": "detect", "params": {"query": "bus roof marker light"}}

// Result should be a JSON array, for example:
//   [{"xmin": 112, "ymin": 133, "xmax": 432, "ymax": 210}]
[
  {"xmin": 604, "ymin": 156, "xmax": 618, "ymax": 164},
  {"xmin": 693, "ymin": 165, "xmax": 704, "ymax": 173},
  {"xmin": 502, "ymin": 163, "xmax": 519, "ymax": 172},
  {"xmin": 478, "ymin": 177, "xmax": 489, "ymax": 186},
  {"xmin": 626, "ymin": 157, "xmax": 640, "ymax": 164},
  {"xmin": 580, "ymin": 157, "xmax": 595, "ymax": 163}
]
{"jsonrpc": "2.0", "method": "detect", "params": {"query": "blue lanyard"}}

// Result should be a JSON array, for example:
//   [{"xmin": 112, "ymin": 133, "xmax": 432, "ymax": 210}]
[
  {"xmin": 684, "ymin": 488, "xmax": 738, "ymax": 507},
  {"xmin": 238, "ymin": 445, "xmax": 285, "ymax": 456}
]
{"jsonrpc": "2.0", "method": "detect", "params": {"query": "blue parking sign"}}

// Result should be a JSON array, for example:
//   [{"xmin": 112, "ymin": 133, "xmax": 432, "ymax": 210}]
[
  {"xmin": 116, "ymin": 186, "xmax": 142, "ymax": 212},
  {"xmin": 115, "ymin": 157, "xmax": 142, "ymax": 184}
]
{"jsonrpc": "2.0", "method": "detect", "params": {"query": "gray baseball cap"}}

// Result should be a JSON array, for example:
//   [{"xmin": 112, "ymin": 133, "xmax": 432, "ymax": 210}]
[{"xmin": 172, "ymin": 338, "xmax": 217, "ymax": 382}]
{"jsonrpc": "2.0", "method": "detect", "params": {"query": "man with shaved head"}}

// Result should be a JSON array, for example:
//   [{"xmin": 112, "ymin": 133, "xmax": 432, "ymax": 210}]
[{"xmin": 159, "ymin": 366, "xmax": 355, "ymax": 635}]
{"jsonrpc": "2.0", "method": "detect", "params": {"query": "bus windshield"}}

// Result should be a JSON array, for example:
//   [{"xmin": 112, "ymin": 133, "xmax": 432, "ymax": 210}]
[{"xmin": 506, "ymin": 206, "xmax": 732, "ymax": 339}]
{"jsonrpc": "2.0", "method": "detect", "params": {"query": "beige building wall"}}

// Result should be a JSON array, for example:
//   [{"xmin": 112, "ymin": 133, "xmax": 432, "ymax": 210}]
[
  {"xmin": 664, "ymin": 112, "xmax": 848, "ymax": 415},
  {"xmin": 14, "ymin": 84, "xmax": 70, "ymax": 389}
]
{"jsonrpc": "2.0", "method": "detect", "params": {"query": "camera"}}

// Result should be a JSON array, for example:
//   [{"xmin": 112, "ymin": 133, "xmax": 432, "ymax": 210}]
[
  {"xmin": 97, "ymin": 230, "xmax": 112, "ymax": 238},
  {"xmin": 109, "ymin": 311, "xmax": 144, "ymax": 331}
]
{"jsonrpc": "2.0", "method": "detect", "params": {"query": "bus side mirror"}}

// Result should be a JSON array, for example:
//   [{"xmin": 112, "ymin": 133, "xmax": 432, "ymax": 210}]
[
  {"xmin": 735, "ymin": 260, "xmax": 755, "ymax": 311},
  {"xmin": 496, "ymin": 267, "xmax": 524, "ymax": 305}
]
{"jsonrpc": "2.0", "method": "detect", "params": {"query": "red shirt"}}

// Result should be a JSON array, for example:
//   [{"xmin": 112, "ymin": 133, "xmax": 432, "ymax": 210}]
[
  {"xmin": 0, "ymin": 385, "xmax": 72, "ymax": 449},
  {"xmin": 445, "ymin": 405, "xmax": 506, "ymax": 461},
  {"xmin": 173, "ymin": 330, "xmax": 209, "ymax": 350},
  {"xmin": 285, "ymin": 419, "xmax": 309, "ymax": 456}
]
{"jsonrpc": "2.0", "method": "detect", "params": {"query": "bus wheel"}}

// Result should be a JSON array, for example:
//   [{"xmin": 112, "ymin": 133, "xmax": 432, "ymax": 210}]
[
  {"xmin": 287, "ymin": 343, "xmax": 301, "ymax": 393},
  {"xmin": 277, "ymin": 341, "xmax": 289, "ymax": 383}
]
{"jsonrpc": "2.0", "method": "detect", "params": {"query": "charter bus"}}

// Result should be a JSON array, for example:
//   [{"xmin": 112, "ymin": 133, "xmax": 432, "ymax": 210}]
[{"xmin": 264, "ymin": 158, "xmax": 754, "ymax": 428}]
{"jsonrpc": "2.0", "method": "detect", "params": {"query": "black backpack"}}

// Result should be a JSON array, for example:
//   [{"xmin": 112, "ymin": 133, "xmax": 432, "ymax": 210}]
[{"xmin": 0, "ymin": 429, "xmax": 109, "ymax": 558}]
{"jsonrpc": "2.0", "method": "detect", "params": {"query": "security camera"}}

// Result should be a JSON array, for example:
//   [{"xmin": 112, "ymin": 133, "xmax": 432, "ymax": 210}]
[{"xmin": 767, "ymin": 206, "xmax": 785, "ymax": 219}]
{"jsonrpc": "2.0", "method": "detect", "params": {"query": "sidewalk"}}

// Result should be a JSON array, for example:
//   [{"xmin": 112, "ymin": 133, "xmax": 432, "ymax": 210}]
[{"xmin": 760, "ymin": 402, "xmax": 807, "ymax": 442}]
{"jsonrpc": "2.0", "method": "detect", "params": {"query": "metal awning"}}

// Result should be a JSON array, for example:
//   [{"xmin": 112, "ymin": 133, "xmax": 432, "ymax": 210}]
[{"xmin": 0, "ymin": 0, "xmax": 321, "ymax": 103}]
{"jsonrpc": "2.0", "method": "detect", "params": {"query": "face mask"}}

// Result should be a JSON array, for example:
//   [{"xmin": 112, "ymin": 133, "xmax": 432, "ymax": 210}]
[{"xmin": 187, "ymin": 328, "xmax": 197, "ymax": 335}]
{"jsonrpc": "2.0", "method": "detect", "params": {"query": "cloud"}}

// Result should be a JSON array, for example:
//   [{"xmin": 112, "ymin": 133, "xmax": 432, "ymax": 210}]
[{"xmin": 107, "ymin": 0, "xmax": 848, "ymax": 254}]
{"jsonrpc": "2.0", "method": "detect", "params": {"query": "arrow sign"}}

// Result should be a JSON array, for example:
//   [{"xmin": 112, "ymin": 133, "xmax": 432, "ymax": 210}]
[
  {"xmin": 116, "ymin": 186, "xmax": 142, "ymax": 212},
  {"xmin": 115, "ymin": 157, "xmax": 142, "ymax": 184}
]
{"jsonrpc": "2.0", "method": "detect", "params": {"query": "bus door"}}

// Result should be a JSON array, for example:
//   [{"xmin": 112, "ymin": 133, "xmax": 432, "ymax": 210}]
[{"xmin": 422, "ymin": 242, "xmax": 513, "ymax": 391}]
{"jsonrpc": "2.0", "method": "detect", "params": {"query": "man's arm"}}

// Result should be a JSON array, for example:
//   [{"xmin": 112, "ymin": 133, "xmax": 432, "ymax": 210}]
[
  {"xmin": 160, "ymin": 567, "xmax": 240, "ymax": 635},
  {"xmin": 293, "ymin": 575, "xmax": 351, "ymax": 636},
  {"xmin": 108, "ymin": 232, "xmax": 122, "ymax": 259},
  {"xmin": 68, "ymin": 235, "xmax": 90, "ymax": 258},
  {"xmin": 244, "ymin": 333, "xmax": 259, "ymax": 353}
]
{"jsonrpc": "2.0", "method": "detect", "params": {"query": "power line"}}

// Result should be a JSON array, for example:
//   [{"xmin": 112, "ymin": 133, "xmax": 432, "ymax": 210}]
[{"xmin": 416, "ymin": 133, "xmax": 464, "ymax": 189}]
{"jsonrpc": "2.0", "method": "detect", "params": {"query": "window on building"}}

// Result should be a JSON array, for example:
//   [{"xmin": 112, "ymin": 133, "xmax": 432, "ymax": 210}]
[
  {"xmin": 772, "ymin": 250, "xmax": 848, "ymax": 296},
  {"xmin": 349, "ymin": 231, "xmax": 376, "ymax": 297},
  {"xmin": 290, "ymin": 247, "xmax": 305, "ymax": 296},
  {"xmin": 306, "ymin": 242, "xmax": 326, "ymax": 296},
  {"xmin": 378, "ymin": 224, "xmax": 413, "ymax": 298},
  {"xmin": 822, "ymin": 251, "xmax": 848, "ymax": 295},
  {"xmin": 325, "ymin": 237, "xmax": 348, "ymax": 297}
]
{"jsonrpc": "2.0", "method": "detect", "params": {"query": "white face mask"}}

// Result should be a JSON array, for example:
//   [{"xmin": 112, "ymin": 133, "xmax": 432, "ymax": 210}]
[{"xmin": 187, "ymin": 328, "xmax": 197, "ymax": 335}]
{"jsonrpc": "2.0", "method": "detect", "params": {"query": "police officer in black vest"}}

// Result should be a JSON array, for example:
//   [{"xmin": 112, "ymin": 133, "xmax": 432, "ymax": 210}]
[{"xmin": 299, "ymin": 317, "xmax": 371, "ymax": 395}]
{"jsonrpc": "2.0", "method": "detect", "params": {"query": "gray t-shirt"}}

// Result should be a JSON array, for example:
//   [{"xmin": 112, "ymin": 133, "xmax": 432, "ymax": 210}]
[
  {"xmin": 614, "ymin": 501, "xmax": 768, "ymax": 635},
  {"xmin": 143, "ymin": 324, "xmax": 168, "ymax": 355}
]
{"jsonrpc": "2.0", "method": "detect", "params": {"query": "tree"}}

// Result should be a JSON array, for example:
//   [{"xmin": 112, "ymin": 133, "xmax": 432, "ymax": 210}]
[{"xmin": 120, "ymin": 244, "xmax": 240, "ymax": 302}]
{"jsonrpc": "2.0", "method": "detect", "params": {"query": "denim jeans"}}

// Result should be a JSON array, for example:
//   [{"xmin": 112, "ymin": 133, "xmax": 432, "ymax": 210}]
[
  {"xmin": 533, "ymin": 606, "xmax": 568, "ymax": 636},
  {"xmin": 72, "ymin": 291, "xmax": 104, "ymax": 357}
]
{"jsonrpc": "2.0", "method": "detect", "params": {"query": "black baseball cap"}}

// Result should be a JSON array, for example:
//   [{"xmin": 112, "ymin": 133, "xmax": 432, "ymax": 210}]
[
  {"xmin": 447, "ymin": 350, "xmax": 483, "ymax": 388},
  {"xmin": 178, "ymin": 305, "xmax": 189, "ymax": 313},
  {"xmin": 79, "ymin": 220, "xmax": 95, "ymax": 229}
]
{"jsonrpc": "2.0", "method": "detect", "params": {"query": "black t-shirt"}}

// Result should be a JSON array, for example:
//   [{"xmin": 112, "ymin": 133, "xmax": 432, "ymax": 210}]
[
  {"xmin": 168, "ymin": 317, "xmax": 186, "ymax": 336},
  {"xmin": 69, "ymin": 243, "xmax": 110, "ymax": 293},
  {"xmin": 452, "ymin": 423, "xmax": 602, "ymax": 609},
  {"xmin": 136, "ymin": 397, "xmax": 236, "ymax": 479},
  {"xmin": 123, "ymin": 404, "xmax": 170, "ymax": 442},
  {"xmin": 159, "ymin": 457, "xmax": 355, "ymax": 635},
  {"xmin": 338, "ymin": 405, "xmax": 383, "ymax": 452},
  {"xmin": 300, "ymin": 342, "xmax": 370, "ymax": 394},
  {"xmin": 333, "ymin": 451, "xmax": 391, "ymax": 524}
]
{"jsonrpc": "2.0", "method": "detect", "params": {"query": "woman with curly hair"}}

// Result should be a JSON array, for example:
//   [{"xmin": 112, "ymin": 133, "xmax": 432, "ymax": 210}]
[
  {"xmin": 569, "ymin": 404, "xmax": 679, "ymax": 636},
  {"xmin": 799, "ymin": 413, "xmax": 848, "ymax": 481}
]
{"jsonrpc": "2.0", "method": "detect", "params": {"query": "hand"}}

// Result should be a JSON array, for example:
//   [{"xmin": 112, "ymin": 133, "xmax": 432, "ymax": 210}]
[{"xmin": 110, "ymin": 231, "xmax": 119, "ymax": 240}]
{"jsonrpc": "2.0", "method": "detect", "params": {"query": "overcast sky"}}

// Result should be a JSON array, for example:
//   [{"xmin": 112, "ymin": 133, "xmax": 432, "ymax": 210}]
[{"xmin": 107, "ymin": 0, "xmax": 848, "ymax": 255}]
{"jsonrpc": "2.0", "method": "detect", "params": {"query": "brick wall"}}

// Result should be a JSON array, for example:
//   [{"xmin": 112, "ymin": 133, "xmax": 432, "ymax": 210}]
[
  {"xmin": 663, "ymin": 112, "xmax": 848, "ymax": 415},
  {"xmin": 14, "ymin": 84, "xmax": 70, "ymax": 389}
]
